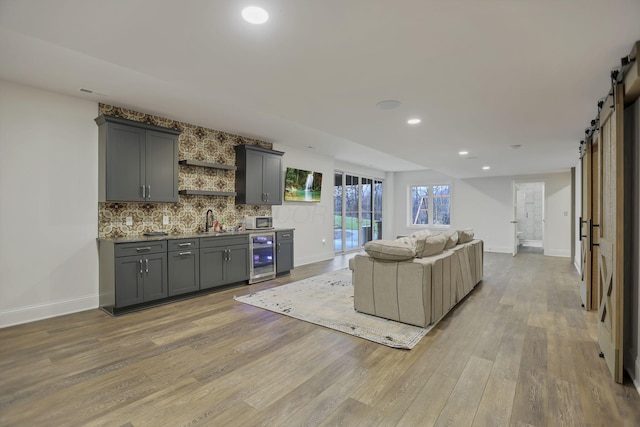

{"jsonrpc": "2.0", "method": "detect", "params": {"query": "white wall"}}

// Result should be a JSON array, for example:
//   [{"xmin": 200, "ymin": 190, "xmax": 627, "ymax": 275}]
[
  {"xmin": 0, "ymin": 80, "xmax": 99, "ymax": 327},
  {"xmin": 392, "ymin": 169, "xmax": 572, "ymax": 257},
  {"xmin": 272, "ymin": 145, "xmax": 335, "ymax": 265}
]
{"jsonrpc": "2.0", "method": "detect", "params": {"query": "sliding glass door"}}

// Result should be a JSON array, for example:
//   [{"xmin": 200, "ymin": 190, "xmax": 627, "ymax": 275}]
[{"xmin": 334, "ymin": 171, "xmax": 383, "ymax": 252}]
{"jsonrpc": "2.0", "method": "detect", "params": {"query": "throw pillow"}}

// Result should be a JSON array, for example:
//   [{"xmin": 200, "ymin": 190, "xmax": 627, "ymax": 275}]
[
  {"xmin": 421, "ymin": 233, "xmax": 447, "ymax": 257},
  {"xmin": 458, "ymin": 229, "xmax": 475, "ymax": 243},
  {"xmin": 410, "ymin": 229, "xmax": 432, "ymax": 256},
  {"xmin": 364, "ymin": 237, "xmax": 416, "ymax": 261},
  {"xmin": 444, "ymin": 230, "xmax": 459, "ymax": 249}
]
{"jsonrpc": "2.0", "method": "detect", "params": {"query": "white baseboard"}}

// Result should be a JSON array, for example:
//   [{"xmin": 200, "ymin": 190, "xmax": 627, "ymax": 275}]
[
  {"xmin": 483, "ymin": 246, "xmax": 511, "ymax": 254},
  {"xmin": 522, "ymin": 240, "xmax": 543, "ymax": 248},
  {"xmin": 295, "ymin": 251, "xmax": 335, "ymax": 267},
  {"xmin": 0, "ymin": 294, "xmax": 98, "ymax": 329},
  {"xmin": 544, "ymin": 249, "xmax": 571, "ymax": 258}
]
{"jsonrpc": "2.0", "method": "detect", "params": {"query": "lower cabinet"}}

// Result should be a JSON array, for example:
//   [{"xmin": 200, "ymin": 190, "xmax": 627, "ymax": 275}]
[
  {"xmin": 200, "ymin": 235, "xmax": 250, "ymax": 289},
  {"xmin": 168, "ymin": 238, "xmax": 200, "ymax": 296},
  {"xmin": 99, "ymin": 233, "xmax": 256, "ymax": 314},
  {"xmin": 112, "ymin": 242, "xmax": 168, "ymax": 308},
  {"xmin": 276, "ymin": 230, "xmax": 294, "ymax": 275}
]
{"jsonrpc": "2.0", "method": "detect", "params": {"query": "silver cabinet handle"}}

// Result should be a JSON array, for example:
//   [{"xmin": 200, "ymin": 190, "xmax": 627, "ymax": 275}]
[
  {"xmin": 145, "ymin": 258, "xmax": 149, "ymax": 273},
  {"xmin": 227, "ymin": 249, "xmax": 231, "ymax": 261},
  {"xmin": 142, "ymin": 185, "xmax": 146, "ymax": 198},
  {"xmin": 147, "ymin": 185, "xmax": 151, "ymax": 199},
  {"xmin": 178, "ymin": 242, "xmax": 192, "ymax": 247},
  {"xmin": 139, "ymin": 259, "xmax": 143, "ymax": 274},
  {"xmin": 277, "ymin": 242, "xmax": 281, "ymax": 253},
  {"xmin": 179, "ymin": 251, "xmax": 192, "ymax": 256},
  {"xmin": 136, "ymin": 247, "xmax": 151, "ymax": 252}
]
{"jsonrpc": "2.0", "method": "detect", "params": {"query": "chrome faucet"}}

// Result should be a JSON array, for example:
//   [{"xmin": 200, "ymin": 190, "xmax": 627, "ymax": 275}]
[{"xmin": 205, "ymin": 209, "xmax": 214, "ymax": 232}]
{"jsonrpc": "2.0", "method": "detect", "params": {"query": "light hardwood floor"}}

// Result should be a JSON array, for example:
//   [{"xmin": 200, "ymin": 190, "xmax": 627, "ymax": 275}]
[{"xmin": 1, "ymin": 252, "xmax": 639, "ymax": 426}]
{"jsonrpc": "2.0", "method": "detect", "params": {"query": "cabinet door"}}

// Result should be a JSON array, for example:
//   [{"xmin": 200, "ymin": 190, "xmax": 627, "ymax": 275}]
[
  {"xmin": 145, "ymin": 130, "xmax": 178, "ymax": 202},
  {"xmin": 226, "ymin": 245, "xmax": 250, "ymax": 284},
  {"xmin": 200, "ymin": 246, "xmax": 226, "ymax": 289},
  {"xmin": 114, "ymin": 255, "xmax": 144, "ymax": 307},
  {"xmin": 106, "ymin": 124, "xmax": 145, "ymax": 201},
  {"xmin": 276, "ymin": 240, "xmax": 294, "ymax": 274},
  {"xmin": 262, "ymin": 153, "xmax": 283, "ymax": 204},
  {"xmin": 143, "ymin": 253, "xmax": 168, "ymax": 301},
  {"xmin": 245, "ymin": 149, "xmax": 265, "ymax": 204},
  {"xmin": 168, "ymin": 250, "xmax": 200, "ymax": 296}
]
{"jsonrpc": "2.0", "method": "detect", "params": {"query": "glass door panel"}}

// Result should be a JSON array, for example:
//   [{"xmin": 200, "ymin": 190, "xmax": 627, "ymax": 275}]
[
  {"xmin": 334, "ymin": 172, "xmax": 343, "ymax": 252},
  {"xmin": 345, "ymin": 174, "xmax": 360, "ymax": 250}
]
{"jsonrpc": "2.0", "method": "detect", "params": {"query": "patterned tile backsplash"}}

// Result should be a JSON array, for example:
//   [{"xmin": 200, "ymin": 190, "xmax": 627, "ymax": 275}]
[{"xmin": 98, "ymin": 104, "xmax": 272, "ymax": 238}]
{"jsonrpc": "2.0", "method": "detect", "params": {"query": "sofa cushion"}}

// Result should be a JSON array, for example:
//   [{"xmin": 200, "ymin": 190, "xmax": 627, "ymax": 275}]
[
  {"xmin": 410, "ymin": 229, "xmax": 432, "ymax": 256},
  {"xmin": 420, "ymin": 233, "xmax": 447, "ymax": 257},
  {"xmin": 444, "ymin": 230, "xmax": 459, "ymax": 249},
  {"xmin": 364, "ymin": 237, "xmax": 416, "ymax": 260},
  {"xmin": 458, "ymin": 229, "xmax": 475, "ymax": 243}
]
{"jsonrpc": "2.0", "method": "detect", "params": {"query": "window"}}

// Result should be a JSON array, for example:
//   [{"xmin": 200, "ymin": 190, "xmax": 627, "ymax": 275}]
[{"xmin": 410, "ymin": 184, "xmax": 450, "ymax": 226}]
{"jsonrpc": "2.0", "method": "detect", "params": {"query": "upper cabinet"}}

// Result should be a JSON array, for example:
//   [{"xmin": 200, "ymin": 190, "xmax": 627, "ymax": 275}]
[
  {"xmin": 234, "ymin": 145, "xmax": 284, "ymax": 205},
  {"xmin": 96, "ymin": 115, "xmax": 180, "ymax": 203}
]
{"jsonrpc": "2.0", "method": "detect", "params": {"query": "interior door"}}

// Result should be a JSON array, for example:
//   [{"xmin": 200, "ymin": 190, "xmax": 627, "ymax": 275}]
[
  {"xmin": 597, "ymin": 83, "xmax": 625, "ymax": 383},
  {"xmin": 579, "ymin": 137, "xmax": 593, "ymax": 309},
  {"xmin": 512, "ymin": 183, "xmax": 518, "ymax": 256}
]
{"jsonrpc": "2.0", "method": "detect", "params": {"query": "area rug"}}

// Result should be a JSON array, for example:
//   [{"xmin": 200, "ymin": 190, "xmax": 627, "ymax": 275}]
[{"xmin": 234, "ymin": 268, "xmax": 432, "ymax": 349}]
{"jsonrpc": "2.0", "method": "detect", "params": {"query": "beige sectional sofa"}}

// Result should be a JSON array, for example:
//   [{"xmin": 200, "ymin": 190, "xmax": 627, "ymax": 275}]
[{"xmin": 349, "ymin": 230, "xmax": 483, "ymax": 328}]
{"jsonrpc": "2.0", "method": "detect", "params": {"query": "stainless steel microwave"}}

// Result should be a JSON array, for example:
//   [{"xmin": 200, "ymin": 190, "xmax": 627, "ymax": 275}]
[{"xmin": 245, "ymin": 215, "xmax": 273, "ymax": 230}]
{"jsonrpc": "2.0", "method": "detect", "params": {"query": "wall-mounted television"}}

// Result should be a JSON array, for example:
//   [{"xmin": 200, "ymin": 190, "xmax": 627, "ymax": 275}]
[{"xmin": 284, "ymin": 167, "xmax": 322, "ymax": 202}]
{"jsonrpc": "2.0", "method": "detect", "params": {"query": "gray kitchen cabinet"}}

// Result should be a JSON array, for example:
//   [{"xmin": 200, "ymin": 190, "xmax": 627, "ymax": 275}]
[
  {"xmin": 96, "ymin": 115, "xmax": 180, "ymax": 203},
  {"xmin": 168, "ymin": 238, "xmax": 200, "ymax": 296},
  {"xmin": 200, "ymin": 235, "xmax": 249, "ymax": 289},
  {"xmin": 276, "ymin": 230, "xmax": 294, "ymax": 274},
  {"xmin": 103, "ymin": 241, "xmax": 168, "ymax": 310},
  {"xmin": 235, "ymin": 145, "xmax": 284, "ymax": 205}
]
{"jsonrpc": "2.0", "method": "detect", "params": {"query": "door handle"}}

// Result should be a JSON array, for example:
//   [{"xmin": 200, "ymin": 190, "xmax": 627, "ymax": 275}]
[
  {"xmin": 145, "ymin": 258, "xmax": 149, "ymax": 273},
  {"xmin": 579, "ymin": 216, "xmax": 588, "ymax": 241},
  {"xmin": 227, "ymin": 249, "xmax": 231, "ymax": 261},
  {"xmin": 139, "ymin": 259, "xmax": 143, "ymax": 274},
  {"xmin": 178, "ymin": 242, "xmax": 192, "ymax": 247},
  {"xmin": 147, "ymin": 185, "xmax": 151, "ymax": 199},
  {"xmin": 589, "ymin": 219, "xmax": 600, "ymax": 251},
  {"xmin": 179, "ymin": 252, "xmax": 192, "ymax": 256},
  {"xmin": 510, "ymin": 221, "xmax": 518, "ymax": 224},
  {"xmin": 141, "ymin": 185, "xmax": 146, "ymax": 198}
]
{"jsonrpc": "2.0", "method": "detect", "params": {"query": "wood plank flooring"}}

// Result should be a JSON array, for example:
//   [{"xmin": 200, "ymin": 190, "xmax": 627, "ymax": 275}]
[{"xmin": 1, "ymin": 252, "xmax": 640, "ymax": 426}]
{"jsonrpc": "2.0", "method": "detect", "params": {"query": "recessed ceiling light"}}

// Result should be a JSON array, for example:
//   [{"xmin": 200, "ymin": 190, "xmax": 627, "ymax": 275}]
[
  {"xmin": 509, "ymin": 144, "xmax": 522, "ymax": 149},
  {"xmin": 376, "ymin": 100, "xmax": 401, "ymax": 110},
  {"xmin": 242, "ymin": 6, "xmax": 269, "ymax": 24},
  {"xmin": 458, "ymin": 151, "xmax": 469, "ymax": 156},
  {"xmin": 482, "ymin": 166, "xmax": 491, "ymax": 170},
  {"xmin": 407, "ymin": 118, "xmax": 421, "ymax": 125}
]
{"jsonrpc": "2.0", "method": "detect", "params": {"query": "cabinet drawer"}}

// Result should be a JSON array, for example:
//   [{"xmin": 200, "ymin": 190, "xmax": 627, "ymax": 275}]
[
  {"xmin": 115, "ymin": 240, "xmax": 167, "ymax": 257},
  {"xmin": 277, "ymin": 230, "xmax": 293, "ymax": 240},
  {"xmin": 168, "ymin": 238, "xmax": 200, "ymax": 251},
  {"xmin": 200, "ymin": 235, "xmax": 248, "ymax": 248}
]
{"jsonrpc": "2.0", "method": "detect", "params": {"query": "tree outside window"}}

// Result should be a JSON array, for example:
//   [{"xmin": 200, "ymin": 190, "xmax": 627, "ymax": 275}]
[{"xmin": 410, "ymin": 184, "xmax": 450, "ymax": 226}]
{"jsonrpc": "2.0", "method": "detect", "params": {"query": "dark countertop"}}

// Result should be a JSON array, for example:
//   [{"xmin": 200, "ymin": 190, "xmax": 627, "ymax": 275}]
[{"xmin": 98, "ymin": 228, "xmax": 294, "ymax": 244}]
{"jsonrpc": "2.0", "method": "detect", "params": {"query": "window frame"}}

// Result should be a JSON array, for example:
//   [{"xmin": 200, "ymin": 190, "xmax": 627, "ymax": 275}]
[{"xmin": 407, "ymin": 182, "xmax": 452, "ymax": 229}]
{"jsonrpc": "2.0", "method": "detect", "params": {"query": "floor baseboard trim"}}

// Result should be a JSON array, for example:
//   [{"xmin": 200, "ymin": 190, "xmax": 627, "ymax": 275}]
[{"xmin": 0, "ymin": 295, "xmax": 98, "ymax": 328}]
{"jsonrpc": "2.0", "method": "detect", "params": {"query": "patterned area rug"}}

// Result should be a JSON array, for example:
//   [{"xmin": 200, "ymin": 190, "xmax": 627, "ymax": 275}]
[{"xmin": 234, "ymin": 269, "xmax": 432, "ymax": 349}]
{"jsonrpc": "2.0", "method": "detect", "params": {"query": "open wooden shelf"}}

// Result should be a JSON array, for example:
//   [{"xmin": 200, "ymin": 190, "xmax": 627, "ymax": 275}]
[
  {"xmin": 178, "ymin": 190, "xmax": 237, "ymax": 197},
  {"xmin": 178, "ymin": 160, "xmax": 237, "ymax": 170}
]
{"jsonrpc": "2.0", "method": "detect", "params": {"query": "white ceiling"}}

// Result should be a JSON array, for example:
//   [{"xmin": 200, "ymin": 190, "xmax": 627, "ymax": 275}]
[{"xmin": 1, "ymin": 0, "xmax": 639, "ymax": 178}]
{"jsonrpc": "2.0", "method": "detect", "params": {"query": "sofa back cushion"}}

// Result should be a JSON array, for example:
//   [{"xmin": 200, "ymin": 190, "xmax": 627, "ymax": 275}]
[
  {"xmin": 410, "ymin": 229, "xmax": 432, "ymax": 256},
  {"xmin": 444, "ymin": 230, "xmax": 459, "ymax": 249},
  {"xmin": 364, "ymin": 237, "xmax": 416, "ymax": 260},
  {"xmin": 458, "ymin": 229, "xmax": 475, "ymax": 244},
  {"xmin": 420, "ymin": 233, "xmax": 447, "ymax": 257}
]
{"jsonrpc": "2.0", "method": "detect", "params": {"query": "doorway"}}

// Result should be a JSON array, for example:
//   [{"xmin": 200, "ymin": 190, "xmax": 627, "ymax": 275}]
[
  {"xmin": 334, "ymin": 172, "xmax": 382, "ymax": 253},
  {"xmin": 512, "ymin": 181, "xmax": 545, "ymax": 255}
]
